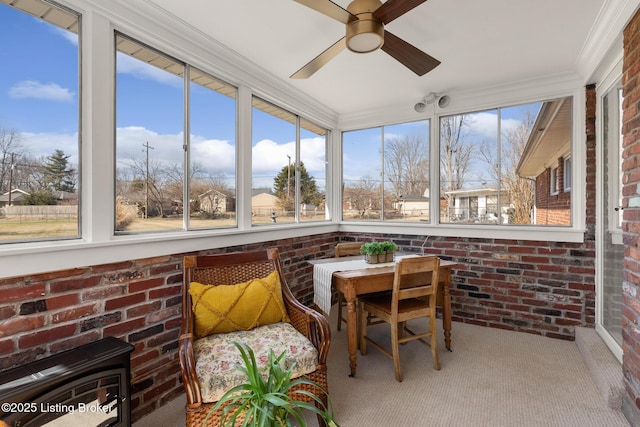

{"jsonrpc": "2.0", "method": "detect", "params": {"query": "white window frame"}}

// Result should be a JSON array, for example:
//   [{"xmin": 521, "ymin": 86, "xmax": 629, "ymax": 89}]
[
  {"xmin": 550, "ymin": 166, "xmax": 559, "ymax": 196},
  {"xmin": 563, "ymin": 156, "xmax": 572, "ymax": 192}
]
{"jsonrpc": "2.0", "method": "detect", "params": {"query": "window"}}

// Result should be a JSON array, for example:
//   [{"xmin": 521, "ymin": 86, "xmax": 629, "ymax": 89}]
[
  {"xmin": 440, "ymin": 97, "xmax": 572, "ymax": 226},
  {"xmin": 251, "ymin": 97, "xmax": 328, "ymax": 225},
  {"xmin": 115, "ymin": 34, "xmax": 237, "ymax": 234},
  {"xmin": 299, "ymin": 118, "xmax": 328, "ymax": 222},
  {"xmin": 0, "ymin": 0, "xmax": 80, "ymax": 243},
  {"xmin": 563, "ymin": 156, "xmax": 571, "ymax": 191},
  {"xmin": 342, "ymin": 120, "xmax": 430, "ymax": 222},
  {"xmin": 188, "ymin": 68, "xmax": 237, "ymax": 229},
  {"xmin": 550, "ymin": 166, "xmax": 559, "ymax": 195},
  {"xmin": 115, "ymin": 35, "xmax": 184, "ymax": 233}
]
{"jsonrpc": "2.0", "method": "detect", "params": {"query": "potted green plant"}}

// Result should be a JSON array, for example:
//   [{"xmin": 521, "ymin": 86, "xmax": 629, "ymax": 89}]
[
  {"xmin": 360, "ymin": 241, "xmax": 397, "ymax": 264},
  {"xmin": 208, "ymin": 342, "xmax": 339, "ymax": 427},
  {"xmin": 360, "ymin": 242, "xmax": 383, "ymax": 264},
  {"xmin": 380, "ymin": 241, "xmax": 398, "ymax": 262}
]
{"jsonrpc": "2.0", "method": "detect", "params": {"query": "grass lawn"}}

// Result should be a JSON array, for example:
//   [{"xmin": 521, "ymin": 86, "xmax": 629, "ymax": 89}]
[{"xmin": 0, "ymin": 218, "xmax": 78, "ymax": 240}]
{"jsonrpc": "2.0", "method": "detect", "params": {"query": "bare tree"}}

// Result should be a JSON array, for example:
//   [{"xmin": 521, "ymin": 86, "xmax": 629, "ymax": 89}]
[
  {"xmin": 477, "ymin": 111, "xmax": 535, "ymax": 224},
  {"xmin": 440, "ymin": 115, "xmax": 474, "ymax": 219},
  {"xmin": 343, "ymin": 176, "xmax": 381, "ymax": 219},
  {"xmin": 502, "ymin": 112, "xmax": 535, "ymax": 224},
  {"xmin": 384, "ymin": 135, "xmax": 429, "ymax": 197},
  {"xmin": 0, "ymin": 127, "xmax": 23, "ymax": 193}
]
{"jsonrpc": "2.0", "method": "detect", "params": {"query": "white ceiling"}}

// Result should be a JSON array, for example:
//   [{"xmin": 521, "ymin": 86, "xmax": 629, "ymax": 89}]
[{"xmin": 143, "ymin": 0, "xmax": 607, "ymax": 116}]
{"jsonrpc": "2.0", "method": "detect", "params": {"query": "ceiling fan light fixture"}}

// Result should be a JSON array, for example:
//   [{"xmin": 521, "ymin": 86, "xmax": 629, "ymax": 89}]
[{"xmin": 346, "ymin": 19, "xmax": 384, "ymax": 53}]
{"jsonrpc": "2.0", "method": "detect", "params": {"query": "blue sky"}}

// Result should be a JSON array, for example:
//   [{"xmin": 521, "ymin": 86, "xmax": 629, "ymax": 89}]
[
  {"xmin": 1, "ymin": 3, "xmax": 538, "ymax": 193},
  {"xmin": 0, "ymin": 7, "xmax": 79, "ymax": 165}
]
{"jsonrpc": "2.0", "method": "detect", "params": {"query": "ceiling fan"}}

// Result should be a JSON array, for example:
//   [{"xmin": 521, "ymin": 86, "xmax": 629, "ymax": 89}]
[{"xmin": 291, "ymin": 0, "xmax": 440, "ymax": 79}]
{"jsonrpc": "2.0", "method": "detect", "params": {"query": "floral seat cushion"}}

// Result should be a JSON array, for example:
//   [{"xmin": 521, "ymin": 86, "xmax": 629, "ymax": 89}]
[{"xmin": 193, "ymin": 322, "xmax": 319, "ymax": 403}]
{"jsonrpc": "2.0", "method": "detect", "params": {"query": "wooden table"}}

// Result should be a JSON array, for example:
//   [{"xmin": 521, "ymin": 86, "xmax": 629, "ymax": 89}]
[{"xmin": 310, "ymin": 256, "xmax": 457, "ymax": 377}]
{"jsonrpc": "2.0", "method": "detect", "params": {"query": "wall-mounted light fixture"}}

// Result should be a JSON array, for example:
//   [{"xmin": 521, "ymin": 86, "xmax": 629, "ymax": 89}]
[{"xmin": 414, "ymin": 93, "xmax": 450, "ymax": 112}]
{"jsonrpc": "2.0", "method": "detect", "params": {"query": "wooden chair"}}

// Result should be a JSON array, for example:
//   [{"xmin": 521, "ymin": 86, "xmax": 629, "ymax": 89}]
[
  {"xmin": 179, "ymin": 248, "xmax": 331, "ymax": 426},
  {"xmin": 359, "ymin": 255, "xmax": 441, "ymax": 382},
  {"xmin": 335, "ymin": 242, "xmax": 363, "ymax": 331}
]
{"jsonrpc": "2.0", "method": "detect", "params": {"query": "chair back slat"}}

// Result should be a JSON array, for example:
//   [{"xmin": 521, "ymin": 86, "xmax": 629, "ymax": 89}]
[
  {"xmin": 392, "ymin": 256, "xmax": 440, "ymax": 307},
  {"xmin": 335, "ymin": 242, "xmax": 363, "ymax": 257}
]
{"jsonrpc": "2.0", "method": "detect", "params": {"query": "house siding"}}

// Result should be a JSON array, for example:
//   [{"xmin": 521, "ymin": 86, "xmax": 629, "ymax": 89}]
[{"xmin": 535, "ymin": 158, "xmax": 572, "ymax": 225}]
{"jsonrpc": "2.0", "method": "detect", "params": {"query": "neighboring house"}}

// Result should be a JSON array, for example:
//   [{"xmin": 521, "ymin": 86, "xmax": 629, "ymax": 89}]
[
  {"xmin": 198, "ymin": 189, "xmax": 235, "ymax": 215},
  {"xmin": 53, "ymin": 190, "xmax": 78, "ymax": 206},
  {"xmin": 393, "ymin": 193, "xmax": 429, "ymax": 218},
  {"xmin": 251, "ymin": 192, "xmax": 284, "ymax": 216},
  {"xmin": 0, "ymin": 189, "xmax": 29, "ymax": 207},
  {"xmin": 443, "ymin": 187, "xmax": 506, "ymax": 223},
  {"xmin": 516, "ymin": 97, "xmax": 572, "ymax": 225}
]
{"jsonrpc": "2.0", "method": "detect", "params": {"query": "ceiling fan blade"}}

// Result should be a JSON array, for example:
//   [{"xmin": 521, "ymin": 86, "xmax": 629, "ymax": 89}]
[
  {"xmin": 294, "ymin": 0, "xmax": 357, "ymax": 24},
  {"xmin": 373, "ymin": 0, "xmax": 428, "ymax": 24},
  {"xmin": 381, "ymin": 30, "xmax": 440, "ymax": 76},
  {"xmin": 290, "ymin": 37, "xmax": 347, "ymax": 79}
]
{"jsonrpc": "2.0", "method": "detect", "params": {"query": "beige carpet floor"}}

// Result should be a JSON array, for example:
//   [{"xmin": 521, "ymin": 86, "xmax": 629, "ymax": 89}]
[{"xmin": 135, "ymin": 310, "xmax": 629, "ymax": 427}]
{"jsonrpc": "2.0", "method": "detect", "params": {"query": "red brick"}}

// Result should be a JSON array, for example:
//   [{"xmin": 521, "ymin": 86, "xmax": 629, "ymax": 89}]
[
  {"xmin": 148, "ymin": 285, "xmax": 181, "ymax": 300},
  {"xmin": 50, "ymin": 276, "xmax": 102, "ymax": 293},
  {"xmin": 0, "ymin": 306, "xmax": 17, "ymax": 321},
  {"xmin": 0, "ymin": 339, "xmax": 14, "ymax": 355},
  {"xmin": 104, "ymin": 318, "xmax": 147, "ymax": 337},
  {"xmin": 127, "ymin": 301, "xmax": 162, "ymax": 318},
  {"xmin": 82, "ymin": 285, "xmax": 126, "ymax": 301},
  {"xmin": 0, "ymin": 315, "xmax": 46, "ymax": 338},
  {"xmin": 49, "ymin": 330, "xmax": 101, "ymax": 354},
  {"xmin": 0, "ymin": 284, "xmax": 45, "ymax": 303},
  {"xmin": 147, "ymin": 306, "xmax": 180, "ymax": 324},
  {"xmin": 91, "ymin": 260, "xmax": 135, "ymax": 274},
  {"xmin": 142, "ymin": 377, "xmax": 177, "ymax": 402},
  {"xmin": 129, "ymin": 277, "xmax": 165, "ymax": 293},
  {"xmin": 19, "ymin": 324, "xmax": 77, "ymax": 349},
  {"xmin": 29, "ymin": 268, "xmax": 86, "ymax": 282},
  {"xmin": 131, "ymin": 349, "xmax": 160, "ymax": 369},
  {"xmin": 46, "ymin": 294, "xmax": 79, "ymax": 310},
  {"xmin": 51, "ymin": 304, "xmax": 96, "ymax": 323},
  {"xmin": 105, "ymin": 293, "xmax": 146, "ymax": 310}
]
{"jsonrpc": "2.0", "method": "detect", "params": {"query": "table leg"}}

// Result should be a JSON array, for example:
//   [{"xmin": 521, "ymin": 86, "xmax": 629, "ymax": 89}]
[
  {"xmin": 442, "ymin": 268, "xmax": 452, "ymax": 351},
  {"xmin": 345, "ymin": 295, "xmax": 358, "ymax": 377}
]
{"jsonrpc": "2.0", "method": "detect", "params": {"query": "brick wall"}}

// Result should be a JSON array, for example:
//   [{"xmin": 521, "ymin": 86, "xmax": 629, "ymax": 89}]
[
  {"xmin": 535, "ymin": 159, "xmax": 572, "ymax": 225},
  {"xmin": 336, "ymin": 232, "xmax": 595, "ymax": 339},
  {"xmin": 622, "ymin": 7, "xmax": 640, "ymax": 423}
]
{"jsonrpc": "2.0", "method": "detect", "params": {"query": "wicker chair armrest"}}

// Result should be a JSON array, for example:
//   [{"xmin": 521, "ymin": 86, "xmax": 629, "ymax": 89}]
[
  {"xmin": 178, "ymin": 332, "xmax": 202, "ymax": 407},
  {"xmin": 283, "ymin": 293, "xmax": 331, "ymax": 365}
]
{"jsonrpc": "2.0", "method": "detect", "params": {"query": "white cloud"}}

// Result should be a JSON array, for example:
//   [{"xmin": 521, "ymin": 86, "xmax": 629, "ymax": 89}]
[
  {"xmin": 466, "ymin": 112, "xmax": 500, "ymax": 139},
  {"xmin": 9, "ymin": 81, "xmax": 75, "ymax": 102},
  {"xmin": 191, "ymin": 135, "xmax": 236, "ymax": 173},
  {"xmin": 52, "ymin": 26, "xmax": 78, "ymax": 46},
  {"xmin": 116, "ymin": 126, "xmax": 184, "ymax": 167},
  {"xmin": 252, "ymin": 139, "xmax": 296, "ymax": 174},
  {"xmin": 115, "ymin": 127, "xmax": 237, "ymax": 179},
  {"xmin": 300, "ymin": 136, "xmax": 326, "ymax": 174},
  {"xmin": 20, "ymin": 131, "xmax": 79, "ymax": 165}
]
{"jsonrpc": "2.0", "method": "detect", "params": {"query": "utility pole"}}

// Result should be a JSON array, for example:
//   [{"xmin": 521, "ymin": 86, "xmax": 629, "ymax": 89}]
[{"xmin": 142, "ymin": 142, "xmax": 154, "ymax": 219}]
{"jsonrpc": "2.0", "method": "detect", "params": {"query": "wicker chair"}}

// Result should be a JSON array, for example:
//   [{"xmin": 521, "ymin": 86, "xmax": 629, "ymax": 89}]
[
  {"xmin": 359, "ymin": 255, "xmax": 441, "ymax": 382},
  {"xmin": 334, "ymin": 242, "xmax": 364, "ymax": 331},
  {"xmin": 179, "ymin": 248, "xmax": 331, "ymax": 426}
]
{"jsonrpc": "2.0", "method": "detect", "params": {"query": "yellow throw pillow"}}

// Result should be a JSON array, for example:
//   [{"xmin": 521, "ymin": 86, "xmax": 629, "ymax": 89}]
[{"xmin": 189, "ymin": 270, "xmax": 290, "ymax": 338}]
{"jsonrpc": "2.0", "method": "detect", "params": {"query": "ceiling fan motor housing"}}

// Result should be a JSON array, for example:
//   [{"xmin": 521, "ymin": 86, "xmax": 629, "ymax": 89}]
[{"xmin": 346, "ymin": 0, "xmax": 384, "ymax": 53}]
